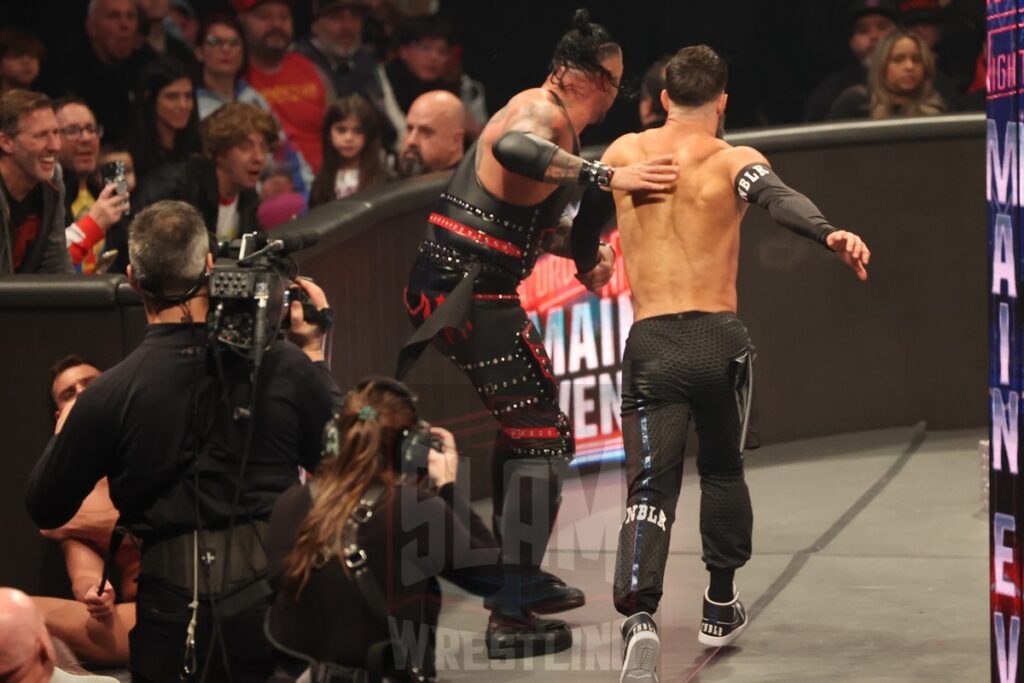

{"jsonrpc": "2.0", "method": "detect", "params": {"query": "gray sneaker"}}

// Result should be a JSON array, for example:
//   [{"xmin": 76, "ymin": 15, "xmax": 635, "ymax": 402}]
[{"xmin": 620, "ymin": 612, "xmax": 659, "ymax": 683}]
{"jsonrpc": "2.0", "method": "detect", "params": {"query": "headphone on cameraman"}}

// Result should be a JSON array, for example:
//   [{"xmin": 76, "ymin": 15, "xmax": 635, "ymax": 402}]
[{"xmin": 320, "ymin": 377, "xmax": 439, "ymax": 472}]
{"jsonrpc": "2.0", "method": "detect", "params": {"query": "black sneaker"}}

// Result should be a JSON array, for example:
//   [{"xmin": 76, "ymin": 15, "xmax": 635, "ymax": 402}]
[
  {"xmin": 620, "ymin": 612, "xmax": 659, "ymax": 683},
  {"xmin": 698, "ymin": 588, "xmax": 748, "ymax": 647},
  {"xmin": 485, "ymin": 610, "xmax": 573, "ymax": 659}
]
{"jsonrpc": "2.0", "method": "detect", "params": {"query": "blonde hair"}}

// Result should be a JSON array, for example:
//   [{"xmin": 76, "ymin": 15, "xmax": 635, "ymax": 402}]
[{"xmin": 866, "ymin": 31, "xmax": 946, "ymax": 119}]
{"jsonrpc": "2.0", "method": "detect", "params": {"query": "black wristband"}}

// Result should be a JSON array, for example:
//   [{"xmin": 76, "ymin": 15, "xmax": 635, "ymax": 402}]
[{"xmin": 579, "ymin": 159, "xmax": 614, "ymax": 188}]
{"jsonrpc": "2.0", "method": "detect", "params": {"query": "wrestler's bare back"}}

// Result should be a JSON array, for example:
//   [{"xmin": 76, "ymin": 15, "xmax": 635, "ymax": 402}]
[{"xmin": 603, "ymin": 128, "xmax": 751, "ymax": 321}]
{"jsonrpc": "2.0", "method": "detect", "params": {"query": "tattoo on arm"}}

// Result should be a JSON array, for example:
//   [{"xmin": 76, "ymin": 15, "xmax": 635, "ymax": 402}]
[
  {"xmin": 542, "ymin": 214, "xmax": 573, "ymax": 256},
  {"xmin": 503, "ymin": 100, "xmax": 585, "ymax": 185}
]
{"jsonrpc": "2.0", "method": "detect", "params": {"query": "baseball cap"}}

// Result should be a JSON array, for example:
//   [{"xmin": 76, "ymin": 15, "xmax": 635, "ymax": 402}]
[
  {"xmin": 232, "ymin": 0, "xmax": 292, "ymax": 14},
  {"xmin": 851, "ymin": 0, "xmax": 900, "ymax": 23},
  {"xmin": 312, "ymin": 0, "xmax": 369, "ymax": 18},
  {"xmin": 899, "ymin": 0, "xmax": 943, "ymax": 25}
]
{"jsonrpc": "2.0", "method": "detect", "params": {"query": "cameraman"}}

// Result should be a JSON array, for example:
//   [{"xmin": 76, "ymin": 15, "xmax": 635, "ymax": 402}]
[
  {"xmin": 26, "ymin": 200, "xmax": 336, "ymax": 682},
  {"xmin": 264, "ymin": 378, "xmax": 501, "ymax": 682}
]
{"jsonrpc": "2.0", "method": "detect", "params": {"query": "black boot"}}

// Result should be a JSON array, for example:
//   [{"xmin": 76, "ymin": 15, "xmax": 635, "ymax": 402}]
[
  {"xmin": 486, "ymin": 609, "xmax": 573, "ymax": 659},
  {"xmin": 484, "ymin": 567, "xmax": 585, "ymax": 614}
]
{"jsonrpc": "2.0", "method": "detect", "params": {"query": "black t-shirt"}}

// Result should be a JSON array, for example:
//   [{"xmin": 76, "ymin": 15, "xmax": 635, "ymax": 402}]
[
  {"xmin": 265, "ymin": 481, "xmax": 499, "ymax": 674},
  {"xmin": 26, "ymin": 323, "xmax": 335, "ymax": 541},
  {"xmin": 3, "ymin": 182, "xmax": 42, "ymax": 230}
]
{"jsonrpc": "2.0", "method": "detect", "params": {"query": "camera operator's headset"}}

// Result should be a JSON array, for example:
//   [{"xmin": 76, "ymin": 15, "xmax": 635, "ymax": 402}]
[{"xmin": 264, "ymin": 378, "xmax": 435, "ymax": 683}]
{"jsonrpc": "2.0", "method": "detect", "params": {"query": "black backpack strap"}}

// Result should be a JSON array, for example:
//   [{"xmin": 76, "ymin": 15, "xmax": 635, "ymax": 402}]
[{"xmin": 340, "ymin": 483, "xmax": 389, "ymax": 621}]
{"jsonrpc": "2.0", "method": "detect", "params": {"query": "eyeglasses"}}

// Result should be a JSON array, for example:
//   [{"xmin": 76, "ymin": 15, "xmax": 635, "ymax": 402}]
[
  {"xmin": 204, "ymin": 35, "xmax": 242, "ymax": 49},
  {"xmin": 60, "ymin": 124, "xmax": 104, "ymax": 139}
]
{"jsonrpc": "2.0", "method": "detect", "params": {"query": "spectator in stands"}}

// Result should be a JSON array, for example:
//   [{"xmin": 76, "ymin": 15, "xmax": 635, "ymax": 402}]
[
  {"xmin": 385, "ymin": 16, "xmax": 458, "ymax": 119},
  {"xmin": 638, "ymin": 55, "xmax": 671, "ymax": 130},
  {"xmin": 0, "ymin": 90, "xmax": 72, "ymax": 275},
  {"xmin": 169, "ymin": 0, "xmax": 200, "ymax": 48},
  {"xmin": 137, "ymin": 0, "xmax": 195, "ymax": 67},
  {"xmin": 899, "ymin": 0, "xmax": 968, "ymax": 101},
  {"xmin": 194, "ymin": 12, "xmax": 313, "ymax": 196},
  {"xmin": 296, "ymin": 0, "xmax": 404, "ymax": 151},
  {"xmin": 397, "ymin": 90, "xmax": 464, "ymax": 177},
  {"xmin": 136, "ymin": 102, "xmax": 276, "ymax": 240},
  {"xmin": 442, "ymin": 44, "xmax": 487, "ymax": 140},
  {"xmin": 195, "ymin": 13, "xmax": 271, "ymax": 119},
  {"xmin": 55, "ymin": 98, "xmax": 129, "ymax": 274},
  {"xmin": 239, "ymin": 0, "xmax": 332, "ymax": 172},
  {"xmin": 804, "ymin": 0, "xmax": 899, "ymax": 122},
  {"xmin": 0, "ymin": 29, "xmax": 45, "ymax": 94},
  {"xmin": 54, "ymin": 0, "xmax": 155, "ymax": 144},
  {"xmin": 828, "ymin": 30, "xmax": 948, "ymax": 120},
  {"xmin": 123, "ymin": 58, "xmax": 202, "ymax": 188},
  {"xmin": 310, "ymin": 94, "xmax": 389, "ymax": 207}
]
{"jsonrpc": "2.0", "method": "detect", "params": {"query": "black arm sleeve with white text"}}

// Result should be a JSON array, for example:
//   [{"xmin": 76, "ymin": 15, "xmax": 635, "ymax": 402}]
[{"xmin": 735, "ymin": 163, "xmax": 837, "ymax": 249}]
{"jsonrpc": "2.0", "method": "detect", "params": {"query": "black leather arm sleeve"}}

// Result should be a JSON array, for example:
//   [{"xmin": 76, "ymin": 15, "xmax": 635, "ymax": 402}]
[
  {"xmin": 735, "ymin": 163, "xmax": 837, "ymax": 249},
  {"xmin": 492, "ymin": 131, "xmax": 561, "ymax": 181}
]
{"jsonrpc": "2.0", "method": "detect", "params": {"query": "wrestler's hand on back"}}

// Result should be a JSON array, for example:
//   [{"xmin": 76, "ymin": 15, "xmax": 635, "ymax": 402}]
[
  {"xmin": 576, "ymin": 242, "xmax": 616, "ymax": 292},
  {"xmin": 825, "ymin": 230, "xmax": 871, "ymax": 281},
  {"xmin": 606, "ymin": 155, "xmax": 678, "ymax": 193}
]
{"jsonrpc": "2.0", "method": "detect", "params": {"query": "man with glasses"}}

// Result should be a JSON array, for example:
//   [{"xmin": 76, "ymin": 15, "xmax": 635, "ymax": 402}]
[
  {"xmin": 55, "ymin": 98, "xmax": 129, "ymax": 274},
  {"xmin": 0, "ymin": 90, "xmax": 72, "ymax": 274}
]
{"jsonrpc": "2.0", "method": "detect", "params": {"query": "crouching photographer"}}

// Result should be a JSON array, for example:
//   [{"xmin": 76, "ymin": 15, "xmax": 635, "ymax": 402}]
[
  {"xmin": 26, "ymin": 200, "xmax": 336, "ymax": 682},
  {"xmin": 264, "ymin": 378, "xmax": 502, "ymax": 682}
]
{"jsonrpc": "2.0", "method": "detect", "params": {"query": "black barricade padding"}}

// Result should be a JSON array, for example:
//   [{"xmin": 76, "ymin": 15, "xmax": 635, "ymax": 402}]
[{"xmin": 0, "ymin": 115, "xmax": 985, "ymax": 596}]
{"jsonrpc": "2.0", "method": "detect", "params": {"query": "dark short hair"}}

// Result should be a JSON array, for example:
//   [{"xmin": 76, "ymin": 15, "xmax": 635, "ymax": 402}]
[
  {"xmin": 50, "ymin": 354, "xmax": 92, "ymax": 383},
  {"xmin": 128, "ymin": 200, "xmax": 209, "ymax": 299},
  {"xmin": 397, "ymin": 15, "xmax": 453, "ymax": 47},
  {"xmin": 665, "ymin": 45, "xmax": 728, "ymax": 108},
  {"xmin": 641, "ymin": 55, "xmax": 672, "ymax": 116},
  {"xmin": 0, "ymin": 89, "xmax": 53, "ymax": 140},
  {"xmin": 549, "ymin": 9, "xmax": 620, "ymax": 88},
  {"xmin": 48, "ymin": 354, "xmax": 94, "ymax": 412},
  {"xmin": 53, "ymin": 95, "xmax": 91, "ymax": 115},
  {"xmin": 0, "ymin": 28, "xmax": 45, "ymax": 61}
]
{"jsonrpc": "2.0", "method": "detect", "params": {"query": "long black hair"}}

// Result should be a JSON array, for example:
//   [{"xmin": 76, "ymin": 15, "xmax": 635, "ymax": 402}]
[
  {"xmin": 123, "ymin": 58, "xmax": 202, "ymax": 185},
  {"xmin": 309, "ymin": 94, "xmax": 388, "ymax": 207},
  {"xmin": 548, "ymin": 9, "xmax": 620, "ymax": 90}
]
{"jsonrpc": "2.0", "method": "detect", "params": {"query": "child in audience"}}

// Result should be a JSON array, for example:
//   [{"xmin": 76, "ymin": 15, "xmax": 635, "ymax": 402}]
[{"xmin": 309, "ymin": 95, "xmax": 389, "ymax": 208}]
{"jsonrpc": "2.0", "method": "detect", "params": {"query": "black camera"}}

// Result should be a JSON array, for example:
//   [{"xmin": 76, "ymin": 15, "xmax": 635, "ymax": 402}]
[
  {"xmin": 398, "ymin": 423, "xmax": 444, "ymax": 470},
  {"xmin": 207, "ymin": 232, "xmax": 319, "ymax": 359}
]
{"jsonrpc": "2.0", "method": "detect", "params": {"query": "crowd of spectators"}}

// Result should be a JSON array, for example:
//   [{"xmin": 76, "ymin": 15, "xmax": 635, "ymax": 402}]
[{"xmin": 0, "ymin": 0, "xmax": 985, "ymax": 277}]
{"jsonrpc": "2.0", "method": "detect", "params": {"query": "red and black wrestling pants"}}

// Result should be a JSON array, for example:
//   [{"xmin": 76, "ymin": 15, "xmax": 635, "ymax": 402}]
[{"xmin": 400, "ymin": 241, "xmax": 571, "ymax": 611}]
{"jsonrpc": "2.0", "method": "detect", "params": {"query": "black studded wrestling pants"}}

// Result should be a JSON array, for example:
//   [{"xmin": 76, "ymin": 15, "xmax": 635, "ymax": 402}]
[
  {"xmin": 613, "ymin": 312, "xmax": 756, "ymax": 617},
  {"xmin": 406, "ymin": 255, "xmax": 572, "ymax": 609}
]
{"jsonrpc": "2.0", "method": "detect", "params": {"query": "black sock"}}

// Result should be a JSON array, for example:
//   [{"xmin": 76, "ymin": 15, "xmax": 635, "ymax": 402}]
[{"xmin": 708, "ymin": 567, "xmax": 735, "ymax": 603}]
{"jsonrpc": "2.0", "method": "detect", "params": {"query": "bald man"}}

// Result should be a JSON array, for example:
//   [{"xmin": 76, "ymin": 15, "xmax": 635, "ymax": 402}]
[
  {"xmin": 0, "ymin": 588, "xmax": 55, "ymax": 682},
  {"xmin": 0, "ymin": 587, "xmax": 119, "ymax": 682},
  {"xmin": 398, "ymin": 90, "xmax": 466, "ymax": 177}
]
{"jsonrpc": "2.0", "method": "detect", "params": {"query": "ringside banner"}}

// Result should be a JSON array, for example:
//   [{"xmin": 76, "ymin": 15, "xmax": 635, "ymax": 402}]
[{"xmin": 989, "ymin": 2, "xmax": 1024, "ymax": 681}]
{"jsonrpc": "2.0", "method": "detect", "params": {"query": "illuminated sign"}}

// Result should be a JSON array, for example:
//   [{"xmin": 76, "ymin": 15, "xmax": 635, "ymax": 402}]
[
  {"xmin": 989, "ymin": 3, "xmax": 1024, "ymax": 681},
  {"xmin": 519, "ymin": 230, "xmax": 632, "ymax": 466}
]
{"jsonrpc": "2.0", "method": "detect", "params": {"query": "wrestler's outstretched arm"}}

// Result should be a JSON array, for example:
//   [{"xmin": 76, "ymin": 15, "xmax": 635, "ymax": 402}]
[{"xmin": 726, "ymin": 146, "xmax": 871, "ymax": 281}]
